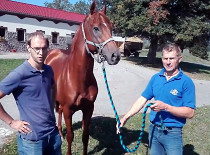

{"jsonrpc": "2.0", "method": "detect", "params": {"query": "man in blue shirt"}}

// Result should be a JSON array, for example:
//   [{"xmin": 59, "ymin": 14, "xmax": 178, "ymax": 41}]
[
  {"xmin": 0, "ymin": 32, "xmax": 62, "ymax": 155},
  {"xmin": 117, "ymin": 43, "xmax": 196, "ymax": 155}
]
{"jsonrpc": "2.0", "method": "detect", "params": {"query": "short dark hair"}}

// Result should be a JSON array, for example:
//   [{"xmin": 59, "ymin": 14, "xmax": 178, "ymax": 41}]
[{"xmin": 27, "ymin": 32, "xmax": 49, "ymax": 47}]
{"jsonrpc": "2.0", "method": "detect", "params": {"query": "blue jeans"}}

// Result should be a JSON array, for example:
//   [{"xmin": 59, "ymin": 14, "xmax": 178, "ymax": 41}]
[
  {"xmin": 17, "ymin": 130, "xmax": 62, "ymax": 155},
  {"xmin": 149, "ymin": 123, "xmax": 183, "ymax": 155}
]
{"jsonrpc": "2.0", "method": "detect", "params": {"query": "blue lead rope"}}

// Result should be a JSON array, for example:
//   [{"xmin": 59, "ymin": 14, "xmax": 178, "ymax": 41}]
[{"xmin": 102, "ymin": 64, "xmax": 164, "ymax": 153}]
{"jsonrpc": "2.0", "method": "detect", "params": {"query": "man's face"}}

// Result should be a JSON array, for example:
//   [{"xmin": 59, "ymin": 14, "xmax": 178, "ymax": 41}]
[
  {"xmin": 28, "ymin": 36, "xmax": 48, "ymax": 64},
  {"xmin": 162, "ymin": 50, "xmax": 182, "ymax": 73}
]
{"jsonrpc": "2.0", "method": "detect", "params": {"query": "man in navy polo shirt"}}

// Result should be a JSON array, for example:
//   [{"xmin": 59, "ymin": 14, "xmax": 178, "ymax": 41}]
[
  {"xmin": 0, "ymin": 32, "xmax": 62, "ymax": 155},
  {"xmin": 117, "ymin": 43, "xmax": 196, "ymax": 155}
]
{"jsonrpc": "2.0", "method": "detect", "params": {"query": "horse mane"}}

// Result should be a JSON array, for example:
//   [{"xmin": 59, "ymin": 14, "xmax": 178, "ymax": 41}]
[
  {"xmin": 70, "ymin": 26, "xmax": 81, "ymax": 52},
  {"xmin": 70, "ymin": 13, "xmax": 89, "ymax": 53}
]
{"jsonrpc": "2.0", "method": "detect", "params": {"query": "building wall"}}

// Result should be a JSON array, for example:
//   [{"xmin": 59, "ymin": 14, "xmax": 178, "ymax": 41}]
[{"xmin": 0, "ymin": 14, "xmax": 80, "ymax": 53}]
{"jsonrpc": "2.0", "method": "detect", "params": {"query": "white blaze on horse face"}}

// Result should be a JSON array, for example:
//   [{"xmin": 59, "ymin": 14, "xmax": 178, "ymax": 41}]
[{"xmin": 103, "ymin": 23, "xmax": 108, "ymax": 27}]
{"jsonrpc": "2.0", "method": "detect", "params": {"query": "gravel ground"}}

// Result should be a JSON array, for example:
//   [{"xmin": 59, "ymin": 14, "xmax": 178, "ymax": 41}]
[{"xmin": 0, "ymin": 53, "xmax": 210, "ymax": 148}]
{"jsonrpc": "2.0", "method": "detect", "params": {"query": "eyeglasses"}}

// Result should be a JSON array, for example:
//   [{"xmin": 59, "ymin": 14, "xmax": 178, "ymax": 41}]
[{"xmin": 30, "ymin": 46, "xmax": 48, "ymax": 54}]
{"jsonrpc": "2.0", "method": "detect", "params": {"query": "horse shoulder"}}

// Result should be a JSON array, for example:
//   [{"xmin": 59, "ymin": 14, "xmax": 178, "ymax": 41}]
[{"xmin": 46, "ymin": 49, "xmax": 69, "ymax": 68}]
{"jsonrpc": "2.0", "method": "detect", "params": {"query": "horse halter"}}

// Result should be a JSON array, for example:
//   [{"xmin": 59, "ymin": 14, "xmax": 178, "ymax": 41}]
[{"xmin": 81, "ymin": 23, "xmax": 115, "ymax": 63}]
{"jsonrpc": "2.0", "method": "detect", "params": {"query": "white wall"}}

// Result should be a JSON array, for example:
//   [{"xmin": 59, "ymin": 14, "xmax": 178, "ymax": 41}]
[{"xmin": 0, "ymin": 14, "xmax": 79, "ymax": 36}]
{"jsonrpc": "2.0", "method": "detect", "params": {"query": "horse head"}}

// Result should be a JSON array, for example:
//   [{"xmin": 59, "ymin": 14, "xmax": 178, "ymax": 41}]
[{"xmin": 82, "ymin": 1, "xmax": 121, "ymax": 65}]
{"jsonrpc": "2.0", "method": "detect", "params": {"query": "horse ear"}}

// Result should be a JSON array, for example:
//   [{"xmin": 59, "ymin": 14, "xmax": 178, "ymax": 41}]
[
  {"xmin": 101, "ymin": 5, "xmax": 106, "ymax": 15},
  {"xmin": 90, "ymin": 1, "xmax": 96, "ymax": 15}
]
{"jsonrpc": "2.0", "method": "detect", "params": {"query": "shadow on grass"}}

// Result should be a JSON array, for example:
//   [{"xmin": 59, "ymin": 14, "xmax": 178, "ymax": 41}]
[
  {"xmin": 125, "ymin": 57, "xmax": 210, "ymax": 75},
  {"xmin": 63, "ymin": 116, "xmax": 149, "ymax": 155},
  {"xmin": 183, "ymin": 144, "xmax": 199, "ymax": 155},
  {"xmin": 88, "ymin": 116, "xmax": 149, "ymax": 155},
  {"xmin": 0, "ymin": 116, "xmax": 200, "ymax": 155},
  {"xmin": 62, "ymin": 116, "xmax": 199, "ymax": 155}
]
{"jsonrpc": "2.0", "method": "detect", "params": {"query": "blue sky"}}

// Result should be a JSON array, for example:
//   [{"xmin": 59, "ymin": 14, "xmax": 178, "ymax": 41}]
[{"xmin": 12, "ymin": 0, "xmax": 86, "ymax": 6}]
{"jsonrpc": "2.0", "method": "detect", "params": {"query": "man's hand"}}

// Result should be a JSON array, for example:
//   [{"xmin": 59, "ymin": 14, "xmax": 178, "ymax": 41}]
[
  {"xmin": 116, "ymin": 117, "xmax": 127, "ymax": 134},
  {"xmin": 150, "ymin": 100, "xmax": 168, "ymax": 112},
  {"xmin": 10, "ymin": 120, "xmax": 32, "ymax": 134}
]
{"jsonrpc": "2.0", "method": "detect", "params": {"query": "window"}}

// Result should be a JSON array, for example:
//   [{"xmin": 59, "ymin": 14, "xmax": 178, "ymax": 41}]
[
  {"xmin": 17, "ymin": 28, "xmax": 26, "ymax": 41},
  {"xmin": 52, "ymin": 32, "xmax": 59, "ymax": 44},
  {"xmin": 0, "ymin": 27, "xmax": 6, "ymax": 37},
  {"xmin": 71, "ymin": 33, "xmax": 75, "ymax": 39},
  {"xmin": 0, "ymin": 27, "xmax": 6, "ymax": 41}
]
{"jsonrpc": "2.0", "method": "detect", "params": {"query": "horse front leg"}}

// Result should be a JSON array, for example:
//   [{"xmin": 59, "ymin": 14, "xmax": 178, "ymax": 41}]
[
  {"xmin": 57, "ymin": 104, "xmax": 63, "ymax": 138},
  {"xmin": 82, "ymin": 103, "xmax": 94, "ymax": 155},
  {"xmin": 63, "ymin": 108, "xmax": 74, "ymax": 155}
]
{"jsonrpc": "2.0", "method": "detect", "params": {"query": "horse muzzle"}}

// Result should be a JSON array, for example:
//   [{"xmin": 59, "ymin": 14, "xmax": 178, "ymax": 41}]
[{"xmin": 104, "ymin": 50, "xmax": 121, "ymax": 65}]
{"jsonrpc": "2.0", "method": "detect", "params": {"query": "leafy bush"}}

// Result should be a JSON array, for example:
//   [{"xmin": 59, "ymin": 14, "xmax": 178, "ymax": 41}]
[{"xmin": 189, "ymin": 36, "xmax": 209, "ymax": 60}]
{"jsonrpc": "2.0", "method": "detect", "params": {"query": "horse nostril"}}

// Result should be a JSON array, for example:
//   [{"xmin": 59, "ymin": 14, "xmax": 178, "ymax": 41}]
[
  {"xmin": 112, "ymin": 53, "xmax": 117, "ymax": 59},
  {"xmin": 111, "ymin": 52, "xmax": 120, "ymax": 62}
]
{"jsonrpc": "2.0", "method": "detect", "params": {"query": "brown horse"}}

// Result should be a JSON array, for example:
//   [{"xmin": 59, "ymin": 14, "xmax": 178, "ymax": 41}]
[{"xmin": 45, "ymin": 1, "xmax": 121, "ymax": 155}]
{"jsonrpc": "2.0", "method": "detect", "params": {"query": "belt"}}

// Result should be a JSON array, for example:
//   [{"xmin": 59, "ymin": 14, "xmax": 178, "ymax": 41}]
[
  {"xmin": 153, "ymin": 123, "xmax": 172, "ymax": 130},
  {"xmin": 150, "ymin": 121, "xmax": 173, "ymax": 130}
]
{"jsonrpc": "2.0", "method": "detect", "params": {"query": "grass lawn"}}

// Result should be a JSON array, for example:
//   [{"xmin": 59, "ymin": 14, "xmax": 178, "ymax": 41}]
[
  {"xmin": 0, "ymin": 53, "xmax": 210, "ymax": 154},
  {"xmin": 1, "ymin": 106, "xmax": 209, "ymax": 155},
  {"xmin": 0, "ymin": 59, "xmax": 25, "ymax": 81}
]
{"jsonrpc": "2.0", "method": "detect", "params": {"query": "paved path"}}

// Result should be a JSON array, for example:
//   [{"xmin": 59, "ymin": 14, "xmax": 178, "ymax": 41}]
[{"xmin": 0, "ymin": 53, "xmax": 210, "ymax": 148}]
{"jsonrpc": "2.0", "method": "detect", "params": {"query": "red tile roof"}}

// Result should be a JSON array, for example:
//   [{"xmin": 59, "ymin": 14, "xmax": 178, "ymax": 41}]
[{"xmin": 0, "ymin": 0, "xmax": 86, "ymax": 23}]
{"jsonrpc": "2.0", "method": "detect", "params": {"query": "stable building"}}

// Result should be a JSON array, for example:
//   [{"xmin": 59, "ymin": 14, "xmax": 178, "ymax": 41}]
[{"xmin": 0, "ymin": 0, "xmax": 85, "ymax": 53}]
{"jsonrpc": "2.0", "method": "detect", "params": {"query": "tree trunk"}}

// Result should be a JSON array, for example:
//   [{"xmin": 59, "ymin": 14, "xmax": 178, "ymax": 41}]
[{"xmin": 147, "ymin": 36, "xmax": 158, "ymax": 64}]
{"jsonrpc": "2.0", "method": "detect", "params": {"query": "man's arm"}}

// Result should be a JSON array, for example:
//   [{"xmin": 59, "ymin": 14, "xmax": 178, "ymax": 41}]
[
  {"xmin": 0, "ymin": 91, "xmax": 13, "ymax": 125},
  {"xmin": 0, "ymin": 91, "xmax": 32, "ymax": 134},
  {"xmin": 116, "ymin": 96, "xmax": 148, "ymax": 133},
  {"xmin": 151, "ymin": 100, "xmax": 195, "ymax": 119},
  {"xmin": 165, "ymin": 105, "xmax": 195, "ymax": 118}
]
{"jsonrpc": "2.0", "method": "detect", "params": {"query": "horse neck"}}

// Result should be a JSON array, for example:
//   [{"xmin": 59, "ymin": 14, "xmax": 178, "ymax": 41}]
[{"xmin": 68, "ymin": 27, "xmax": 95, "ymax": 73}]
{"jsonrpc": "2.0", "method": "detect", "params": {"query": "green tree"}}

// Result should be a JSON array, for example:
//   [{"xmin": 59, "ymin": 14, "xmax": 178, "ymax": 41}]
[
  {"xmin": 69, "ymin": 0, "xmax": 91, "ymax": 15},
  {"xmin": 105, "ymin": 0, "xmax": 210, "ymax": 62},
  {"xmin": 103, "ymin": 0, "xmax": 171, "ymax": 63},
  {"xmin": 44, "ymin": 0, "xmax": 91, "ymax": 14},
  {"xmin": 165, "ymin": 0, "xmax": 210, "ymax": 59},
  {"xmin": 44, "ymin": 0, "xmax": 72, "ymax": 11}
]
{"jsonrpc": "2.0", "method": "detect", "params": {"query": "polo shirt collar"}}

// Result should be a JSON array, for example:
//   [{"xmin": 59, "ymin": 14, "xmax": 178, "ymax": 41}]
[
  {"xmin": 24, "ymin": 60, "xmax": 46, "ymax": 73},
  {"xmin": 159, "ymin": 68, "xmax": 183, "ymax": 80}
]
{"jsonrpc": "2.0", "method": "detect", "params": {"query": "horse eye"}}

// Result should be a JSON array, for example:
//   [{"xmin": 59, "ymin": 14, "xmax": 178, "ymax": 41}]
[{"xmin": 93, "ymin": 27, "xmax": 99, "ymax": 31}]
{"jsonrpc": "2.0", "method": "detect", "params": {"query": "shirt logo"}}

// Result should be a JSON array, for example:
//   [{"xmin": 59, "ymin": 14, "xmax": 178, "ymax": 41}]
[{"xmin": 170, "ymin": 89, "xmax": 178, "ymax": 95}]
